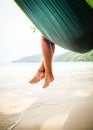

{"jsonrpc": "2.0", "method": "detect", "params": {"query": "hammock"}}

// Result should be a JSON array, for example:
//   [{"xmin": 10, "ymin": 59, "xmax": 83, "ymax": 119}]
[{"xmin": 14, "ymin": 0, "xmax": 93, "ymax": 53}]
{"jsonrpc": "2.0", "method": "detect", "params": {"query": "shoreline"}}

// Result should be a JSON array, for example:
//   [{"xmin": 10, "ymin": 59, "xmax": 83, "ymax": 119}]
[{"xmin": 0, "ymin": 62, "xmax": 93, "ymax": 130}]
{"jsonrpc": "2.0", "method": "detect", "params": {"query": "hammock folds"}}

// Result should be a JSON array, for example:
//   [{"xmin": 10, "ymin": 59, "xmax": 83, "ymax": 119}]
[{"xmin": 14, "ymin": 0, "xmax": 93, "ymax": 53}]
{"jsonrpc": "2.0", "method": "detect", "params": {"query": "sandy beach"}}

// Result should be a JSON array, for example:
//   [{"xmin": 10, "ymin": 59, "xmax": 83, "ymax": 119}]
[{"xmin": 0, "ymin": 62, "xmax": 93, "ymax": 130}]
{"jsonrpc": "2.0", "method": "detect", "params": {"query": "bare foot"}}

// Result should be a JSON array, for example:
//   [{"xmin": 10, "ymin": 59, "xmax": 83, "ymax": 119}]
[
  {"xmin": 29, "ymin": 70, "xmax": 45, "ymax": 84},
  {"xmin": 43, "ymin": 77, "xmax": 54, "ymax": 88}
]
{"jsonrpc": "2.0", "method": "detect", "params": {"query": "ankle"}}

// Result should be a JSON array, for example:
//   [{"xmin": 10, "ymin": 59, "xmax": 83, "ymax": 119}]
[
  {"xmin": 38, "ymin": 69, "xmax": 45, "ymax": 73},
  {"xmin": 45, "ymin": 74, "xmax": 54, "ymax": 83}
]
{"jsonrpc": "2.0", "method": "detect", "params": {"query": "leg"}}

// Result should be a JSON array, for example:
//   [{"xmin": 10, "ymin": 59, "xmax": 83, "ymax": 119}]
[
  {"xmin": 41, "ymin": 36, "xmax": 55, "ymax": 88},
  {"xmin": 29, "ymin": 36, "xmax": 55, "ymax": 88},
  {"xmin": 29, "ymin": 62, "xmax": 45, "ymax": 84}
]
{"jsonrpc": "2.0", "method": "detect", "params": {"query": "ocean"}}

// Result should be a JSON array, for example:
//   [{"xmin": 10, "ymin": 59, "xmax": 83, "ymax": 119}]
[{"xmin": 0, "ymin": 62, "xmax": 93, "ymax": 130}]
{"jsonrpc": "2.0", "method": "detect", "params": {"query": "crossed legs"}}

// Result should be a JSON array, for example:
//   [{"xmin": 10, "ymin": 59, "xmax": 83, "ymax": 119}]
[{"xmin": 29, "ymin": 36, "xmax": 55, "ymax": 88}]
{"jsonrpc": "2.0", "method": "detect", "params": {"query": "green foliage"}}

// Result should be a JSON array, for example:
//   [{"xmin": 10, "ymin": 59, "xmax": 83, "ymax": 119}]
[
  {"xmin": 53, "ymin": 50, "xmax": 93, "ymax": 62},
  {"xmin": 86, "ymin": 0, "xmax": 93, "ymax": 8},
  {"xmin": 13, "ymin": 50, "xmax": 93, "ymax": 63}
]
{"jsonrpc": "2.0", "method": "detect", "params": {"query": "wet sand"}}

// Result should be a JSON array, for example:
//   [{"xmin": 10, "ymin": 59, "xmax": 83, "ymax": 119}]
[{"xmin": 0, "ymin": 62, "xmax": 93, "ymax": 130}]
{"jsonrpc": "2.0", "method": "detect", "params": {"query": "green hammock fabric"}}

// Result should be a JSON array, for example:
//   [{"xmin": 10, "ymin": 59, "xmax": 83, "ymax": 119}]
[{"xmin": 14, "ymin": 0, "xmax": 93, "ymax": 53}]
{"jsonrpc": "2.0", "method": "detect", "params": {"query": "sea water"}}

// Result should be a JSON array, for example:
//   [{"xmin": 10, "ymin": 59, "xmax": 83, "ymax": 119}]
[
  {"xmin": 0, "ymin": 62, "xmax": 93, "ymax": 130},
  {"xmin": 0, "ymin": 62, "xmax": 93, "ymax": 92}
]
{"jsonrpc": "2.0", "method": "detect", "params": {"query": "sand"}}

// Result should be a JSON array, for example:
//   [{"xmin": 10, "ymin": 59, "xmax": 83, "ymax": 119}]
[
  {"xmin": 13, "ymin": 88, "xmax": 93, "ymax": 130},
  {"xmin": 0, "ymin": 62, "xmax": 93, "ymax": 130}
]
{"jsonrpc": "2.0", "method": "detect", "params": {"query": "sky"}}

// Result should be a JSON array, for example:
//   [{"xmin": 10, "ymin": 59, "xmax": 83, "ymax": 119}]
[{"xmin": 0, "ymin": 0, "xmax": 67, "ymax": 63}]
